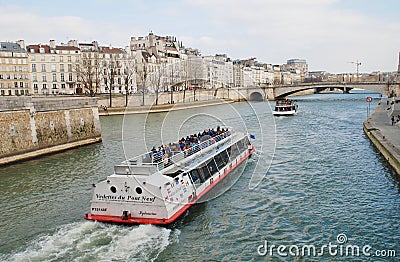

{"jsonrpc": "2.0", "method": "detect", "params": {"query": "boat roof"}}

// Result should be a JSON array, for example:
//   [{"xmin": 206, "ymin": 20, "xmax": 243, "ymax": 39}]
[{"xmin": 113, "ymin": 128, "xmax": 244, "ymax": 177}]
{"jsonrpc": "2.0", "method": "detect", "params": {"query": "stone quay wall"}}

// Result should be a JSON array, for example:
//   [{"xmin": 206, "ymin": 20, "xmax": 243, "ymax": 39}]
[
  {"xmin": 0, "ymin": 96, "xmax": 102, "ymax": 165},
  {"xmin": 97, "ymin": 88, "xmax": 235, "ymax": 109}
]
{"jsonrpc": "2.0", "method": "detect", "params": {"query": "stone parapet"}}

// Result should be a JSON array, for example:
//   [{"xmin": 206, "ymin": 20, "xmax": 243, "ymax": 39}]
[{"xmin": 0, "ymin": 96, "xmax": 102, "ymax": 165}]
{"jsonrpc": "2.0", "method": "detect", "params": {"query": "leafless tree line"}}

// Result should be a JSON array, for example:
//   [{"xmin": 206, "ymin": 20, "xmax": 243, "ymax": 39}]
[{"xmin": 74, "ymin": 54, "xmax": 206, "ymax": 107}]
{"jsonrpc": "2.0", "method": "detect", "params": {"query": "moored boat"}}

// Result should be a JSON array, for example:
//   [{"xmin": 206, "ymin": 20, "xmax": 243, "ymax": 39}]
[
  {"xmin": 273, "ymin": 99, "xmax": 298, "ymax": 116},
  {"xmin": 85, "ymin": 127, "xmax": 255, "ymax": 225}
]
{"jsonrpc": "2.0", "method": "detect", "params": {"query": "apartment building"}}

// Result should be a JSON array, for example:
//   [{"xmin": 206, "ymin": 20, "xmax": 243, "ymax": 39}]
[
  {"xmin": 0, "ymin": 41, "xmax": 30, "ymax": 96},
  {"xmin": 27, "ymin": 40, "xmax": 80, "ymax": 95}
]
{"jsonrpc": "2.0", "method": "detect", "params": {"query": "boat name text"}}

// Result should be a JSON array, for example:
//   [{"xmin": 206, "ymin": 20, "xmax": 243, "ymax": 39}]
[{"xmin": 96, "ymin": 194, "xmax": 156, "ymax": 203}]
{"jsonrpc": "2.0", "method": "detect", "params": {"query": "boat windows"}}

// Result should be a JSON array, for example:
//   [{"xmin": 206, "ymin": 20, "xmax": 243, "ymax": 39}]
[
  {"xmin": 230, "ymin": 143, "xmax": 240, "ymax": 159},
  {"xmin": 200, "ymin": 164, "xmax": 211, "ymax": 180},
  {"xmin": 214, "ymin": 152, "xmax": 226, "ymax": 169},
  {"xmin": 220, "ymin": 149, "xmax": 230, "ymax": 164},
  {"xmin": 189, "ymin": 169, "xmax": 202, "ymax": 186},
  {"xmin": 237, "ymin": 138, "xmax": 248, "ymax": 152},
  {"xmin": 207, "ymin": 158, "xmax": 218, "ymax": 175}
]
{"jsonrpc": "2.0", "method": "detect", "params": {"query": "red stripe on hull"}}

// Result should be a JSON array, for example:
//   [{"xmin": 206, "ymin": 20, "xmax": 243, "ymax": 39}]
[{"xmin": 85, "ymin": 146, "xmax": 255, "ymax": 225}]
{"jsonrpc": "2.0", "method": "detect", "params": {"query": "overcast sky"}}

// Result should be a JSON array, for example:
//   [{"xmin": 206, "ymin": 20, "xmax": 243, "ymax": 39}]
[{"xmin": 1, "ymin": 0, "xmax": 399, "ymax": 73}]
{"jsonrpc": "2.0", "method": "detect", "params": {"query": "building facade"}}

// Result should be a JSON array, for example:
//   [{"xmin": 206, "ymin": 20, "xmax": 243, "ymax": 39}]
[
  {"xmin": 0, "ymin": 41, "xmax": 30, "ymax": 96},
  {"xmin": 27, "ymin": 40, "xmax": 81, "ymax": 95}
]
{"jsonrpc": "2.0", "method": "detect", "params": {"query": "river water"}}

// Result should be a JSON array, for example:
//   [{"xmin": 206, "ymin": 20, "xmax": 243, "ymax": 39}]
[{"xmin": 0, "ymin": 92, "xmax": 399, "ymax": 261}]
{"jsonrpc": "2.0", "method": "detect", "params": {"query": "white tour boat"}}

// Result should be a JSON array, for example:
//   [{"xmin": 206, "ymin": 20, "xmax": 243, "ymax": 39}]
[
  {"xmin": 85, "ymin": 127, "xmax": 255, "ymax": 225},
  {"xmin": 273, "ymin": 99, "xmax": 298, "ymax": 116}
]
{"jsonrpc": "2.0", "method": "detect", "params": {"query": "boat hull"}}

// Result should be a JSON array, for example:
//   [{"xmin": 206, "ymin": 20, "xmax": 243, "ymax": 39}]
[
  {"xmin": 272, "ymin": 110, "xmax": 298, "ymax": 116},
  {"xmin": 85, "ymin": 145, "xmax": 255, "ymax": 225}
]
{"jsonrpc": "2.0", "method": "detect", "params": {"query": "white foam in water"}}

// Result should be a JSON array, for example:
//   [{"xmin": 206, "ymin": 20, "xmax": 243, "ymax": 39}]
[{"xmin": 6, "ymin": 221, "xmax": 179, "ymax": 262}]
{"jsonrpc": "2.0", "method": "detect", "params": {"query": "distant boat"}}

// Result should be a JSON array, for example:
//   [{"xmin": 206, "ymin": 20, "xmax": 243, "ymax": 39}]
[{"xmin": 273, "ymin": 99, "xmax": 298, "ymax": 116}]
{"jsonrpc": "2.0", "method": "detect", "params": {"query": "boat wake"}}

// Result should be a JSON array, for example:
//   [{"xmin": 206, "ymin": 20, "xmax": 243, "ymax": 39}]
[{"xmin": 3, "ymin": 221, "xmax": 179, "ymax": 262}]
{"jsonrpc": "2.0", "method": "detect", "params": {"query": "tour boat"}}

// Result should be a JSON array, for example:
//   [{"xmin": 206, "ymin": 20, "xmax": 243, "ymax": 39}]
[
  {"xmin": 85, "ymin": 127, "xmax": 255, "ymax": 225},
  {"xmin": 273, "ymin": 99, "xmax": 298, "ymax": 116}
]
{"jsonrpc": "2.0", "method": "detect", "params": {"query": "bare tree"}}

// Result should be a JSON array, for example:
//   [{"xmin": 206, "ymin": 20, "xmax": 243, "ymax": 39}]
[
  {"xmin": 150, "ymin": 63, "xmax": 166, "ymax": 105},
  {"xmin": 136, "ymin": 62, "xmax": 149, "ymax": 106},
  {"xmin": 75, "ymin": 52, "xmax": 102, "ymax": 96},
  {"xmin": 103, "ymin": 54, "xmax": 121, "ymax": 108},
  {"xmin": 121, "ymin": 58, "xmax": 136, "ymax": 107}
]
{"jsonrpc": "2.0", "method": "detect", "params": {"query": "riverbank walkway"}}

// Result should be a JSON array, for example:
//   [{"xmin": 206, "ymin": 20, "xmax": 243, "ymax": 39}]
[
  {"xmin": 98, "ymin": 99, "xmax": 234, "ymax": 116},
  {"xmin": 364, "ymin": 98, "xmax": 400, "ymax": 175}
]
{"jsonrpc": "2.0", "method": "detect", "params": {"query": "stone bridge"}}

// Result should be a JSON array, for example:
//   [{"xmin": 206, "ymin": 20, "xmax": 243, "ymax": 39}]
[{"xmin": 240, "ymin": 81, "xmax": 399, "ymax": 101}]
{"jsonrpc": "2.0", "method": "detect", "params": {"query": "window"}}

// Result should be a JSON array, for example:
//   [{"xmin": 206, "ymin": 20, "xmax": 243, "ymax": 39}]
[
  {"xmin": 61, "ymin": 83, "xmax": 65, "ymax": 89},
  {"xmin": 51, "ymin": 56, "xmax": 55, "ymax": 61},
  {"xmin": 19, "ymin": 82, "xmax": 23, "ymax": 87},
  {"xmin": 14, "ymin": 82, "xmax": 18, "ymax": 88},
  {"xmin": 214, "ymin": 152, "xmax": 227, "ymax": 169},
  {"xmin": 52, "ymin": 84, "xmax": 57, "ymax": 89},
  {"xmin": 60, "ymin": 64, "xmax": 64, "ymax": 72},
  {"xmin": 33, "ymin": 83, "xmax": 38, "ymax": 89},
  {"xmin": 189, "ymin": 169, "xmax": 202, "ymax": 187},
  {"xmin": 52, "ymin": 73, "xmax": 56, "ymax": 82},
  {"xmin": 60, "ymin": 73, "xmax": 64, "ymax": 82},
  {"xmin": 67, "ymin": 64, "xmax": 72, "ymax": 72},
  {"xmin": 32, "ymin": 74, "xmax": 37, "ymax": 82},
  {"xmin": 0, "ymin": 75, "xmax": 2, "ymax": 79},
  {"xmin": 68, "ymin": 73, "xmax": 73, "ymax": 82},
  {"xmin": 42, "ymin": 83, "xmax": 47, "ymax": 89},
  {"xmin": 40, "ymin": 56, "xmax": 45, "ymax": 61},
  {"xmin": 42, "ymin": 75, "xmax": 46, "ymax": 82},
  {"xmin": 41, "ymin": 64, "xmax": 46, "ymax": 72},
  {"xmin": 67, "ymin": 56, "xmax": 71, "ymax": 62},
  {"xmin": 51, "ymin": 64, "xmax": 56, "ymax": 72},
  {"xmin": 60, "ymin": 56, "xmax": 63, "ymax": 62},
  {"xmin": 31, "ymin": 64, "xmax": 36, "ymax": 72},
  {"xmin": 15, "ymin": 90, "xmax": 19, "ymax": 95},
  {"xmin": 31, "ymin": 55, "xmax": 36, "ymax": 61}
]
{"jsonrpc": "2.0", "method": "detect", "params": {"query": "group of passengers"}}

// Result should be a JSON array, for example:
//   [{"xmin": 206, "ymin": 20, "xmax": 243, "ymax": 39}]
[{"xmin": 150, "ymin": 126, "xmax": 230, "ymax": 163}]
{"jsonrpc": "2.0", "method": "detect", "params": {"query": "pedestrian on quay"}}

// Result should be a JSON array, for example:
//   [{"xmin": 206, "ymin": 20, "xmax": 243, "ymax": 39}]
[{"xmin": 391, "ymin": 115, "xmax": 395, "ymax": 126}]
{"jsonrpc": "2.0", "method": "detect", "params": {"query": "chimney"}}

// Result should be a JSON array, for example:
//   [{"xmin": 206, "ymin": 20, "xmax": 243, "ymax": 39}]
[
  {"xmin": 92, "ymin": 41, "xmax": 98, "ymax": 50},
  {"xmin": 68, "ymin": 40, "xmax": 78, "ymax": 47},
  {"xmin": 16, "ymin": 39, "xmax": 26, "ymax": 50},
  {"xmin": 49, "ymin": 39, "xmax": 56, "ymax": 49}
]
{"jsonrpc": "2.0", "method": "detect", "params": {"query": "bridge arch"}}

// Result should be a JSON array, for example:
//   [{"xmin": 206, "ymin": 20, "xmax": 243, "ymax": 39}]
[
  {"xmin": 276, "ymin": 86, "xmax": 353, "ymax": 99},
  {"xmin": 274, "ymin": 82, "xmax": 391, "ymax": 99},
  {"xmin": 249, "ymin": 91, "xmax": 264, "ymax": 101}
]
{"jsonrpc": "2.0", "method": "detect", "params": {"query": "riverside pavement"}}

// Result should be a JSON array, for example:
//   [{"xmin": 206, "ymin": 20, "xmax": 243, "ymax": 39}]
[{"xmin": 364, "ymin": 98, "xmax": 400, "ymax": 175}]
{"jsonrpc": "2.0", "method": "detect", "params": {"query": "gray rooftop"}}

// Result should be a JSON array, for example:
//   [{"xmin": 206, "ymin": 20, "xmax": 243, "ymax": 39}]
[{"xmin": 0, "ymin": 42, "xmax": 25, "ymax": 52}]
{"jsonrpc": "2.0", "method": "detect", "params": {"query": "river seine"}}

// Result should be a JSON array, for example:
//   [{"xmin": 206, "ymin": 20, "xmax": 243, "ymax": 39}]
[{"xmin": 0, "ymin": 92, "xmax": 399, "ymax": 261}]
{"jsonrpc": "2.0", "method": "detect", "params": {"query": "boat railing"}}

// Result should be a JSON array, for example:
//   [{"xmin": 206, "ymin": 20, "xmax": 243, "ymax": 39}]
[{"xmin": 122, "ymin": 130, "xmax": 232, "ymax": 172}]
